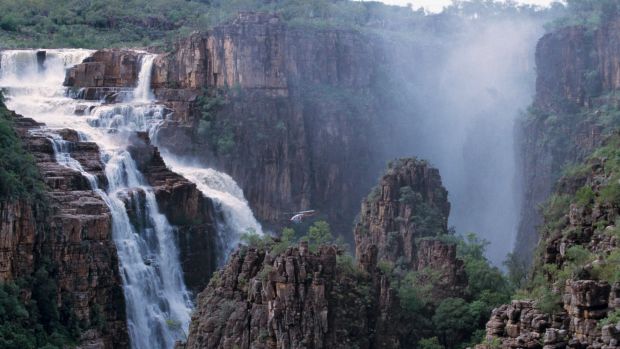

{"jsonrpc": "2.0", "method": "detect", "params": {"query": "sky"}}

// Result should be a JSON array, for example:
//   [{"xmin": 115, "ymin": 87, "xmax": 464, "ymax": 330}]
[{"xmin": 374, "ymin": 0, "xmax": 557, "ymax": 12}]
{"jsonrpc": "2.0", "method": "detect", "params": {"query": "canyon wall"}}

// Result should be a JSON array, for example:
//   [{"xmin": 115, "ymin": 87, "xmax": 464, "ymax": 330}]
[
  {"xmin": 516, "ymin": 16, "xmax": 620, "ymax": 261},
  {"xmin": 478, "ymin": 133, "xmax": 620, "ymax": 349}
]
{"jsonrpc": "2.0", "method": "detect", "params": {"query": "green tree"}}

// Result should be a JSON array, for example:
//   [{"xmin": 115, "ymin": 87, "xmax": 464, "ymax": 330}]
[
  {"xmin": 432, "ymin": 297, "xmax": 476, "ymax": 348},
  {"xmin": 305, "ymin": 221, "xmax": 333, "ymax": 252}
]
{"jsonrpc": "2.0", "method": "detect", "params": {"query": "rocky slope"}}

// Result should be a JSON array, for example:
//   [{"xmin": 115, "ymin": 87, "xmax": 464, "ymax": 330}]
[
  {"xmin": 178, "ymin": 159, "xmax": 500, "ymax": 349},
  {"xmin": 180, "ymin": 242, "xmax": 400, "ymax": 349},
  {"xmin": 478, "ymin": 134, "xmax": 620, "ymax": 349},
  {"xmin": 64, "ymin": 12, "xmax": 387, "ymax": 235},
  {"xmin": 516, "ymin": 15, "xmax": 620, "ymax": 262}
]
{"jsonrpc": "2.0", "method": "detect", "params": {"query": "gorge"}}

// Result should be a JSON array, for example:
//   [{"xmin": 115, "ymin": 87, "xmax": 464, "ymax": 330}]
[{"xmin": 0, "ymin": 1, "xmax": 620, "ymax": 349}]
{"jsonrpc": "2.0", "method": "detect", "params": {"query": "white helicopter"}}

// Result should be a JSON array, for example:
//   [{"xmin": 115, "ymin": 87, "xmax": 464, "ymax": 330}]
[{"xmin": 288, "ymin": 210, "xmax": 318, "ymax": 224}]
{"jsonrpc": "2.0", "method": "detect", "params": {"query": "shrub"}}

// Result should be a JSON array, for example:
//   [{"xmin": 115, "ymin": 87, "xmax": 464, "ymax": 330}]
[
  {"xmin": 599, "ymin": 309, "xmax": 620, "ymax": 327},
  {"xmin": 535, "ymin": 288, "xmax": 562, "ymax": 314},
  {"xmin": 419, "ymin": 337, "xmax": 445, "ymax": 349},
  {"xmin": 599, "ymin": 181, "xmax": 620, "ymax": 205},
  {"xmin": 575, "ymin": 186, "xmax": 595, "ymax": 206},
  {"xmin": 305, "ymin": 221, "xmax": 333, "ymax": 252},
  {"xmin": 0, "ymin": 99, "xmax": 46, "ymax": 201}
]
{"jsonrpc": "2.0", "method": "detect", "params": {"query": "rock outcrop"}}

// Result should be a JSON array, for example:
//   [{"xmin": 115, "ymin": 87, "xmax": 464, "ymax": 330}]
[
  {"xmin": 354, "ymin": 158, "xmax": 451, "ymax": 268},
  {"xmin": 480, "ymin": 281, "xmax": 620, "ymax": 349},
  {"xmin": 127, "ymin": 132, "xmax": 220, "ymax": 293},
  {"xmin": 1, "ymin": 112, "xmax": 129, "ymax": 348},
  {"xmin": 64, "ymin": 49, "xmax": 142, "ymax": 88},
  {"xmin": 180, "ymin": 158, "xmax": 470, "ymax": 349},
  {"xmin": 180, "ymin": 242, "xmax": 399, "ymax": 349}
]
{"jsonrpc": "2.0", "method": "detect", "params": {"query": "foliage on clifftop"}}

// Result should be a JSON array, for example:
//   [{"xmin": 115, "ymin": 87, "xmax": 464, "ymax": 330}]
[
  {"xmin": 0, "ymin": 96, "xmax": 45, "ymax": 202},
  {"xmin": 0, "ymin": 0, "xmax": 557, "ymax": 49},
  {"xmin": 547, "ymin": 0, "xmax": 620, "ymax": 30}
]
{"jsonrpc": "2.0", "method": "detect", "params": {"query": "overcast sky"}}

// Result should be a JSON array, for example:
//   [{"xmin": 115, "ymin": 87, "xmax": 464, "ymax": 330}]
[{"xmin": 372, "ymin": 0, "xmax": 557, "ymax": 12}]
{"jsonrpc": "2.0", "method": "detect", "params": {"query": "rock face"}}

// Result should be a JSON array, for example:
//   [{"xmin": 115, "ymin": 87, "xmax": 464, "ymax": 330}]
[
  {"xmin": 127, "ymin": 132, "xmax": 220, "ymax": 293},
  {"xmin": 64, "ymin": 49, "xmax": 142, "ymax": 88},
  {"xmin": 181, "ymin": 242, "xmax": 399, "ymax": 349},
  {"xmin": 516, "ymin": 16, "xmax": 620, "ymax": 262},
  {"xmin": 1, "ymin": 112, "xmax": 129, "ymax": 348},
  {"xmin": 65, "ymin": 12, "xmax": 386, "ymax": 235},
  {"xmin": 354, "ymin": 159, "xmax": 451, "ymax": 267},
  {"xmin": 480, "ymin": 130, "xmax": 620, "ymax": 348},
  {"xmin": 480, "ymin": 281, "xmax": 620, "ymax": 349}
]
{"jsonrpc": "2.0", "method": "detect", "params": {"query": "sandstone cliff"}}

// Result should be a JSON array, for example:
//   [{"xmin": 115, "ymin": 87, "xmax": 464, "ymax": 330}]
[
  {"xmin": 479, "ymin": 134, "xmax": 620, "ymax": 349},
  {"xmin": 127, "ymin": 132, "xmax": 220, "ymax": 293},
  {"xmin": 180, "ymin": 242, "xmax": 399, "ymax": 349},
  {"xmin": 516, "ymin": 15, "xmax": 620, "ymax": 262},
  {"xmin": 354, "ymin": 158, "xmax": 451, "ymax": 268}
]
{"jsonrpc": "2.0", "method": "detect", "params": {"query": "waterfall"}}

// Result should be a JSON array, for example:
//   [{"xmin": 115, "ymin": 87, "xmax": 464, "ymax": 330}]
[
  {"xmin": 133, "ymin": 54, "xmax": 155, "ymax": 102},
  {"xmin": 0, "ymin": 50, "xmax": 193, "ymax": 349},
  {"xmin": 0, "ymin": 48, "xmax": 263, "ymax": 348},
  {"xmin": 161, "ymin": 156, "xmax": 264, "ymax": 259}
]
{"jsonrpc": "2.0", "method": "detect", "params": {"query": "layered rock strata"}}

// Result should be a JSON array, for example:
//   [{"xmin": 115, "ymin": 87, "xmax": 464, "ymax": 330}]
[{"xmin": 1, "ymin": 112, "xmax": 129, "ymax": 348}]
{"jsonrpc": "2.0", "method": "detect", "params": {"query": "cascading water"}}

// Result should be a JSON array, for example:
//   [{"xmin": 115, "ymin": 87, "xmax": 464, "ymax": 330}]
[
  {"xmin": 160, "ymin": 156, "xmax": 264, "ymax": 259},
  {"xmin": 0, "ymin": 50, "xmax": 199, "ymax": 349},
  {"xmin": 133, "ymin": 54, "xmax": 155, "ymax": 102},
  {"xmin": 79, "ymin": 54, "xmax": 264, "ymax": 251}
]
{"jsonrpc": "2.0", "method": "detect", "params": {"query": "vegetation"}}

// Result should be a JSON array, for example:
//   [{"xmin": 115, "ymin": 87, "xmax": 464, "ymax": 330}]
[
  {"xmin": 547, "ymin": 0, "xmax": 620, "ymax": 30},
  {"xmin": 0, "ymin": 260, "xmax": 84, "ymax": 349},
  {"xmin": 0, "ymin": 96, "xmax": 45, "ymax": 202},
  {"xmin": 399, "ymin": 186, "xmax": 446, "ymax": 237},
  {"xmin": 241, "ymin": 220, "xmax": 336, "ymax": 254},
  {"xmin": 395, "ymin": 232, "xmax": 512, "ymax": 349},
  {"xmin": 0, "ymin": 0, "xmax": 560, "ymax": 49},
  {"xmin": 196, "ymin": 89, "xmax": 235, "ymax": 155}
]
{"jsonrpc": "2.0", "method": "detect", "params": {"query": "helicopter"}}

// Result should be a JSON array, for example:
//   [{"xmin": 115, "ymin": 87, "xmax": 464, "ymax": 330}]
[{"xmin": 287, "ymin": 210, "xmax": 318, "ymax": 224}]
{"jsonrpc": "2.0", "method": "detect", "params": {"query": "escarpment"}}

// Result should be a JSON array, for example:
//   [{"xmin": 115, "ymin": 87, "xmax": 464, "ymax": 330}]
[
  {"xmin": 1, "ymin": 110, "xmax": 129, "ymax": 348},
  {"xmin": 478, "ymin": 134, "xmax": 620, "ymax": 349},
  {"xmin": 517, "ymin": 14, "xmax": 620, "ymax": 262},
  {"xmin": 64, "ymin": 12, "xmax": 386, "ymax": 235}
]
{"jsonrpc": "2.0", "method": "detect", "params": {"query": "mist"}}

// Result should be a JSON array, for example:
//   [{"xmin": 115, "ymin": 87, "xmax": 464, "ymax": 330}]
[{"xmin": 380, "ymin": 11, "xmax": 548, "ymax": 264}]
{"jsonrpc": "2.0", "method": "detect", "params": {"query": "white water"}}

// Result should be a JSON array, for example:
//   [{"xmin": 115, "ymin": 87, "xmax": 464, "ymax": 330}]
[
  {"xmin": 161, "ymin": 156, "xmax": 263, "ymax": 259},
  {"xmin": 133, "ymin": 54, "xmax": 155, "ymax": 102},
  {"xmin": 0, "ymin": 50, "xmax": 193, "ymax": 349},
  {"xmin": 73, "ymin": 52, "xmax": 264, "ymax": 249},
  {"xmin": 0, "ymin": 48, "xmax": 263, "ymax": 348}
]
